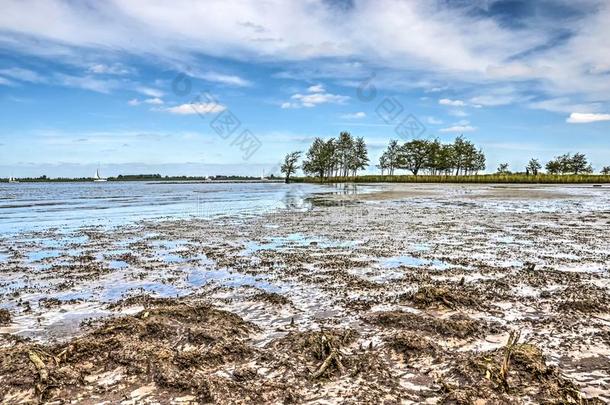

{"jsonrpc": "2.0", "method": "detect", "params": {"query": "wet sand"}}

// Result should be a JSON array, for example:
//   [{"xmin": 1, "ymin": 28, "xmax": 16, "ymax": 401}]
[{"xmin": 1, "ymin": 183, "xmax": 609, "ymax": 404}]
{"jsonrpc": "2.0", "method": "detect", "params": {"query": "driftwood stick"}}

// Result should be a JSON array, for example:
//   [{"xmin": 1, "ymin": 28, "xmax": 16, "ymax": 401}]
[
  {"xmin": 28, "ymin": 351, "xmax": 48, "ymax": 384},
  {"xmin": 312, "ymin": 350, "xmax": 338, "ymax": 379}
]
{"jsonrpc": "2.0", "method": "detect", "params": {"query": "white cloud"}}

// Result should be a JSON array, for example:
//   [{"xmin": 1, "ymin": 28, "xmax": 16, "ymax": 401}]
[
  {"xmin": 440, "ymin": 120, "xmax": 476, "ymax": 133},
  {"xmin": 54, "ymin": 74, "xmax": 117, "ymax": 93},
  {"xmin": 136, "ymin": 86, "xmax": 164, "ymax": 98},
  {"xmin": 128, "ymin": 98, "xmax": 141, "ymax": 106},
  {"xmin": 144, "ymin": 97, "xmax": 164, "ymax": 105},
  {"xmin": 308, "ymin": 84, "xmax": 325, "ymax": 93},
  {"xmin": 88, "ymin": 63, "xmax": 133, "ymax": 75},
  {"xmin": 341, "ymin": 112, "xmax": 366, "ymax": 119},
  {"xmin": 469, "ymin": 88, "xmax": 525, "ymax": 107},
  {"xmin": 566, "ymin": 113, "xmax": 610, "ymax": 124},
  {"xmin": 439, "ymin": 98, "xmax": 466, "ymax": 107},
  {"xmin": 164, "ymin": 102, "xmax": 227, "ymax": 115},
  {"xmin": 195, "ymin": 71, "xmax": 251, "ymax": 87},
  {"xmin": 529, "ymin": 98, "xmax": 602, "ymax": 114},
  {"xmin": 282, "ymin": 84, "xmax": 348, "ymax": 108},
  {"xmin": 485, "ymin": 63, "xmax": 543, "ymax": 79},
  {"xmin": 425, "ymin": 116, "xmax": 443, "ymax": 125},
  {"xmin": 1, "ymin": 0, "xmax": 610, "ymax": 112},
  {"xmin": 449, "ymin": 109, "xmax": 468, "ymax": 117},
  {"xmin": 0, "ymin": 67, "xmax": 45, "ymax": 83},
  {"xmin": 439, "ymin": 125, "xmax": 476, "ymax": 133}
]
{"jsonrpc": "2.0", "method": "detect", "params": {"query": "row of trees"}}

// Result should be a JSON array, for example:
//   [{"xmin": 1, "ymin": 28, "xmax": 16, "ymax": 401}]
[
  {"xmin": 499, "ymin": 153, "xmax": 610, "ymax": 175},
  {"xmin": 280, "ymin": 132, "xmax": 610, "ymax": 182},
  {"xmin": 377, "ymin": 136, "xmax": 486, "ymax": 176},
  {"xmin": 299, "ymin": 132, "xmax": 369, "ymax": 179}
]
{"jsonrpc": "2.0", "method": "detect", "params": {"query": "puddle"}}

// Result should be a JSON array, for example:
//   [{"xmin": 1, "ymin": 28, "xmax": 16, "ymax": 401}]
[
  {"xmin": 108, "ymin": 260, "xmax": 128, "ymax": 270},
  {"xmin": 27, "ymin": 250, "xmax": 62, "ymax": 262},
  {"xmin": 187, "ymin": 268, "xmax": 282, "ymax": 292},
  {"xmin": 160, "ymin": 253, "xmax": 187, "ymax": 263},
  {"xmin": 380, "ymin": 255, "xmax": 452, "ymax": 270},
  {"xmin": 243, "ymin": 233, "xmax": 357, "ymax": 255}
]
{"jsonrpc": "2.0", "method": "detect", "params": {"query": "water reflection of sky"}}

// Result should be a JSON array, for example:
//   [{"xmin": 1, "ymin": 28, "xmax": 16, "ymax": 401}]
[{"xmin": 0, "ymin": 182, "xmax": 338, "ymax": 234}]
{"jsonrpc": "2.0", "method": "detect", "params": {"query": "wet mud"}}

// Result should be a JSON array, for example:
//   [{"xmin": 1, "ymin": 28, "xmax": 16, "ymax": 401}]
[{"xmin": 1, "ymin": 184, "xmax": 609, "ymax": 403}]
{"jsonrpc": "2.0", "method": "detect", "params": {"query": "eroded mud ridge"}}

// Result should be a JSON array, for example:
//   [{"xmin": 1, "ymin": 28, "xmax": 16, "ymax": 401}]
[{"xmin": 1, "ymin": 184, "xmax": 609, "ymax": 403}]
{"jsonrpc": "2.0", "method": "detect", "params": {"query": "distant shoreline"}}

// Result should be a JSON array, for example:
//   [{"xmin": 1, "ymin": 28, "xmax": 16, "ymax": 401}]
[
  {"xmin": 0, "ymin": 178, "xmax": 284, "ymax": 184},
  {"xmin": 3, "ymin": 174, "xmax": 610, "ymax": 184},
  {"xmin": 296, "ymin": 174, "xmax": 610, "ymax": 184}
]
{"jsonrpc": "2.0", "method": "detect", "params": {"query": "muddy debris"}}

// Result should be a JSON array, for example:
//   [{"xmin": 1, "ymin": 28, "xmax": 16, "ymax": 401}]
[
  {"xmin": 404, "ymin": 286, "xmax": 485, "ymax": 311},
  {"xmin": 367, "ymin": 310, "xmax": 498, "ymax": 339},
  {"xmin": 266, "ymin": 328, "xmax": 358, "ymax": 380},
  {"xmin": 251, "ymin": 291, "xmax": 290, "ymax": 306},
  {"xmin": 439, "ymin": 332, "xmax": 604, "ymax": 404},
  {"xmin": 0, "ymin": 308, "xmax": 10, "ymax": 326},
  {"xmin": 0, "ymin": 302, "xmax": 269, "ymax": 404},
  {"xmin": 387, "ymin": 331, "xmax": 439, "ymax": 361}
]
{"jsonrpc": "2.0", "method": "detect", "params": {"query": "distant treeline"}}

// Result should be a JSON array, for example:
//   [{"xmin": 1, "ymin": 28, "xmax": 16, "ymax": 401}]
[
  {"xmin": 378, "ymin": 136, "xmax": 485, "ymax": 176},
  {"xmin": 1, "ymin": 174, "xmax": 277, "ymax": 183},
  {"xmin": 294, "ymin": 173, "xmax": 610, "ymax": 184},
  {"xmin": 281, "ymin": 132, "xmax": 610, "ymax": 182}
]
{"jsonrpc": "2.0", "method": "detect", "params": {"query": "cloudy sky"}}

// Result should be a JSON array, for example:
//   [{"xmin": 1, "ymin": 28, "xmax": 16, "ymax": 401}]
[{"xmin": 1, "ymin": 0, "xmax": 609, "ymax": 177}]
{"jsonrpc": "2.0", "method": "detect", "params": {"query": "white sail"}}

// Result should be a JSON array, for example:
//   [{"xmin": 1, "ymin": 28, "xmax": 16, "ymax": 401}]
[{"xmin": 94, "ymin": 168, "xmax": 107, "ymax": 182}]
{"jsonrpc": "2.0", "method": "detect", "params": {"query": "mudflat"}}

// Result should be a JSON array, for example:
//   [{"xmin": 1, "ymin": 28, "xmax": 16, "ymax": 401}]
[{"xmin": 1, "ymin": 183, "xmax": 609, "ymax": 404}]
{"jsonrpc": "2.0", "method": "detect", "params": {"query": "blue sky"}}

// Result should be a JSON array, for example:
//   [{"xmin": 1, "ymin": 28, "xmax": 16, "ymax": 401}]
[{"xmin": 1, "ymin": 0, "xmax": 609, "ymax": 177}]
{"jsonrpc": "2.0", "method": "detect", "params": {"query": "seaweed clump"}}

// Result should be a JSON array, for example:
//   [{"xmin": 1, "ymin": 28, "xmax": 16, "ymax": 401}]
[
  {"xmin": 0, "ymin": 303, "xmax": 293, "ymax": 404},
  {"xmin": 440, "ymin": 331, "xmax": 604, "ymax": 404}
]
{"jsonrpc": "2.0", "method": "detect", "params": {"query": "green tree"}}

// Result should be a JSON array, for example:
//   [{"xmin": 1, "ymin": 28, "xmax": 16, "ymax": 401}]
[
  {"xmin": 602, "ymin": 166, "xmax": 610, "ymax": 175},
  {"xmin": 379, "ymin": 140, "xmax": 401, "ymax": 175},
  {"xmin": 280, "ymin": 151, "xmax": 301, "ymax": 183},
  {"xmin": 546, "ymin": 153, "xmax": 592, "ymax": 175},
  {"xmin": 336, "ymin": 131, "xmax": 354, "ymax": 177},
  {"xmin": 526, "ymin": 159, "xmax": 542, "ymax": 175},
  {"xmin": 545, "ymin": 158, "xmax": 562, "ymax": 174},
  {"xmin": 567, "ymin": 152, "xmax": 592, "ymax": 174},
  {"xmin": 497, "ymin": 163, "xmax": 510, "ymax": 174},
  {"xmin": 302, "ymin": 138, "xmax": 328, "ymax": 179},
  {"xmin": 399, "ymin": 139, "xmax": 431, "ymax": 175},
  {"xmin": 377, "ymin": 153, "xmax": 389, "ymax": 175},
  {"xmin": 352, "ymin": 137, "xmax": 369, "ymax": 176},
  {"xmin": 451, "ymin": 136, "xmax": 478, "ymax": 175}
]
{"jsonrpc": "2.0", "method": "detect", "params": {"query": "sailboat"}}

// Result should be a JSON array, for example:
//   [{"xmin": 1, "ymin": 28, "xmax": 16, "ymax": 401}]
[
  {"xmin": 94, "ymin": 168, "xmax": 107, "ymax": 182},
  {"xmin": 8, "ymin": 176, "xmax": 19, "ymax": 183}
]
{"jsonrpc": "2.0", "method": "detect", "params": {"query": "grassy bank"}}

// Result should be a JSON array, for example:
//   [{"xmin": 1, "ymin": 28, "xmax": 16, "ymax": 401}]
[{"xmin": 296, "ymin": 174, "xmax": 610, "ymax": 184}]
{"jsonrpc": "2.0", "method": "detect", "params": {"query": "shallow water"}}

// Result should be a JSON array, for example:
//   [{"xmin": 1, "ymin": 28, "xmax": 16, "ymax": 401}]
[{"xmin": 0, "ymin": 181, "xmax": 330, "ymax": 234}]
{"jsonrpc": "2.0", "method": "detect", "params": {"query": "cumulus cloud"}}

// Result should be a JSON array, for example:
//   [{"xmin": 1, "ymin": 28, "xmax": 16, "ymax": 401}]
[
  {"xmin": 127, "ymin": 98, "xmax": 141, "ymax": 106},
  {"xmin": 439, "ymin": 98, "xmax": 466, "ymax": 107},
  {"xmin": 440, "ymin": 120, "xmax": 476, "ymax": 133},
  {"xmin": 163, "ymin": 102, "xmax": 227, "ymax": 115},
  {"xmin": 308, "ymin": 84, "xmax": 325, "ymax": 93},
  {"xmin": 566, "ymin": 112, "xmax": 610, "ymax": 124},
  {"xmin": 144, "ymin": 97, "xmax": 164, "ymax": 105},
  {"xmin": 282, "ymin": 84, "xmax": 348, "ymax": 108}
]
